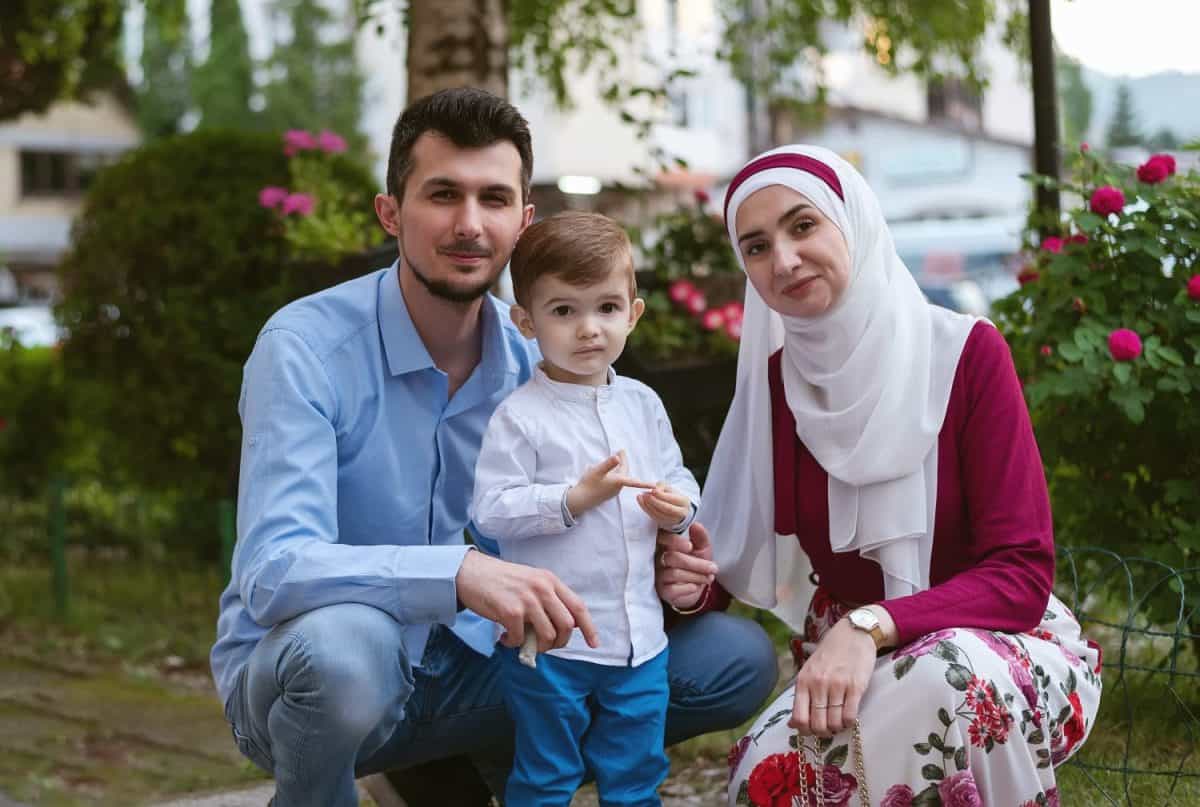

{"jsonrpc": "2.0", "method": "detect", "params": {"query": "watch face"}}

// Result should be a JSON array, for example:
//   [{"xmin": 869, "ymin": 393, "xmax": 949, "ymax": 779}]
[{"xmin": 850, "ymin": 608, "xmax": 878, "ymax": 630}]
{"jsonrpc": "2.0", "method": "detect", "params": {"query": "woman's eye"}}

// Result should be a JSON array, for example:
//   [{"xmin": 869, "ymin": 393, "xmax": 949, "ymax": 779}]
[
  {"xmin": 745, "ymin": 242, "xmax": 766, "ymax": 257},
  {"xmin": 794, "ymin": 219, "xmax": 814, "ymax": 233}
]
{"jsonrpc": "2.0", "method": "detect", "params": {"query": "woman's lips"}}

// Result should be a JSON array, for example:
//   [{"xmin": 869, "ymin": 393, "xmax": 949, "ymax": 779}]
[{"xmin": 782, "ymin": 275, "xmax": 817, "ymax": 297}]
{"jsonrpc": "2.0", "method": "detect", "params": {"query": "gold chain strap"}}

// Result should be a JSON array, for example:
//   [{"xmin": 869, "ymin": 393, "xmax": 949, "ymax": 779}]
[{"xmin": 793, "ymin": 720, "xmax": 871, "ymax": 807}]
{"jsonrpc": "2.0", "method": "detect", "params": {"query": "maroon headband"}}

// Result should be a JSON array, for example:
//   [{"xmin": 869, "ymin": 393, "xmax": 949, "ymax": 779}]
[{"xmin": 723, "ymin": 152, "xmax": 844, "ymax": 223}]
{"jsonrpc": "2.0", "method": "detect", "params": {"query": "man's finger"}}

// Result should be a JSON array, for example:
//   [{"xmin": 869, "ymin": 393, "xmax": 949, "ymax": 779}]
[
  {"xmin": 556, "ymin": 580, "xmax": 599, "ymax": 648},
  {"xmin": 687, "ymin": 520, "xmax": 713, "ymax": 555},
  {"xmin": 664, "ymin": 550, "xmax": 717, "ymax": 578},
  {"xmin": 656, "ymin": 529, "xmax": 692, "ymax": 553}
]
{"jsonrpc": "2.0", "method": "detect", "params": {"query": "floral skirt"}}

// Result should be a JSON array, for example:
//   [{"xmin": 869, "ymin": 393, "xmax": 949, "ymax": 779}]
[{"xmin": 727, "ymin": 588, "xmax": 1103, "ymax": 806}]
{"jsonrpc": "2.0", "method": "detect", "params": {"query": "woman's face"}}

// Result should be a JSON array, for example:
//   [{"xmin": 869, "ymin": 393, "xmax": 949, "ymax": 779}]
[{"xmin": 734, "ymin": 185, "xmax": 852, "ymax": 317}]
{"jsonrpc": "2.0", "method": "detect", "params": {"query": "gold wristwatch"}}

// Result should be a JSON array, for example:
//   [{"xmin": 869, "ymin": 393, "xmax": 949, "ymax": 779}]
[{"xmin": 847, "ymin": 607, "xmax": 887, "ymax": 650}]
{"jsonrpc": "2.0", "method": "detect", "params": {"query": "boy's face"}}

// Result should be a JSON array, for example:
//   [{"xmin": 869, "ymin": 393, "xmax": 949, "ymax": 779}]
[{"xmin": 511, "ymin": 265, "xmax": 644, "ymax": 386}]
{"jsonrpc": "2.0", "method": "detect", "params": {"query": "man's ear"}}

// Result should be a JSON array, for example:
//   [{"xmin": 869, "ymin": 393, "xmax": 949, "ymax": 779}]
[
  {"xmin": 519, "ymin": 202, "xmax": 535, "ymax": 235},
  {"xmin": 510, "ymin": 304, "xmax": 537, "ymax": 339},
  {"xmin": 374, "ymin": 193, "xmax": 401, "ymax": 236},
  {"xmin": 628, "ymin": 297, "xmax": 646, "ymax": 332}
]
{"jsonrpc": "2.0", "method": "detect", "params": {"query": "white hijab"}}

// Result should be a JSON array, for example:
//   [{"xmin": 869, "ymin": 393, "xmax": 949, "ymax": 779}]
[{"xmin": 702, "ymin": 145, "xmax": 981, "ymax": 629}]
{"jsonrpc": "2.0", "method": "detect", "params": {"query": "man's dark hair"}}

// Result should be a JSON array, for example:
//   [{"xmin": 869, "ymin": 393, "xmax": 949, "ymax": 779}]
[{"xmin": 386, "ymin": 87, "xmax": 533, "ymax": 202}]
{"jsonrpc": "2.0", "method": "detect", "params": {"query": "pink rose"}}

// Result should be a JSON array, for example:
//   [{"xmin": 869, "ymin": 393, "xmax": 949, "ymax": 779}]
[
  {"xmin": 701, "ymin": 309, "xmax": 725, "ymax": 331},
  {"xmin": 816, "ymin": 764, "xmax": 859, "ymax": 807},
  {"xmin": 1136, "ymin": 157, "xmax": 1169, "ymax": 184},
  {"xmin": 258, "ymin": 185, "xmax": 289, "ymax": 209},
  {"xmin": 668, "ymin": 279, "xmax": 695, "ymax": 304},
  {"xmin": 317, "ymin": 129, "xmax": 348, "ymax": 154},
  {"xmin": 1146, "ymin": 153, "xmax": 1177, "ymax": 177},
  {"xmin": 721, "ymin": 301, "xmax": 744, "ymax": 323},
  {"xmin": 1187, "ymin": 275, "xmax": 1200, "ymax": 301},
  {"xmin": 280, "ymin": 192, "xmax": 316, "ymax": 216},
  {"xmin": 1040, "ymin": 345, "xmax": 1053, "ymax": 357},
  {"xmin": 725, "ymin": 318, "xmax": 743, "ymax": 341},
  {"xmin": 686, "ymin": 290, "xmax": 707, "ymax": 315},
  {"xmin": 283, "ymin": 129, "xmax": 318, "ymax": 156},
  {"xmin": 1041, "ymin": 236, "xmax": 1064, "ymax": 254},
  {"xmin": 1017, "ymin": 267, "xmax": 1040, "ymax": 286},
  {"xmin": 895, "ymin": 629, "xmax": 955, "ymax": 660},
  {"xmin": 881, "ymin": 784, "xmax": 915, "ymax": 807},
  {"xmin": 1080, "ymin": 143, "xmax": 1090, "ymax": 153},
  {"xmin": 1045, "ymin": 787, "xmax": 1060, "ymax": 807},
  {"xmin": 938, "ymin": 769, "xmax": 983, "ymax": 807},
  {"xmin": 1108, "ymin": 328, "xmax": 1142, "ymax": 361},
  {"xmin": 1090, "ymin": 186, "xmax": 1125, "ymax": 216}
]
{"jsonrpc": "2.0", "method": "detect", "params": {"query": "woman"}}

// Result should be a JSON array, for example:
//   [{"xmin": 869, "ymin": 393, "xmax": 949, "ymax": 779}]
[{"xmin": 660, "ymin": 145, "xmax": 1102, "ymax": 806}]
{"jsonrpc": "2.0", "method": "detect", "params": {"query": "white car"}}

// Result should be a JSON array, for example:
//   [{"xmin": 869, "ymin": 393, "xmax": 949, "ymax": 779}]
[{"xmin": 0, "ymin": 305, "xmax": 61, "ymax": 347}]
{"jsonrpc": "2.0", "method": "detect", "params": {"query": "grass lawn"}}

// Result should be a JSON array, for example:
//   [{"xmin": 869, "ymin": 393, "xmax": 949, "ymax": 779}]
[{"xmin": 1, "ymin": 556, "xmax": 1196, "ymax": 805}]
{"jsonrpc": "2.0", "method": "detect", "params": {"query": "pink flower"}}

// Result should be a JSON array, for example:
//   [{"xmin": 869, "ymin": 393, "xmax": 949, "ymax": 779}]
[
  {"xmin": 686, "ymin": 289, "xmax": 707, "ymax": 315},
  {"xmin": 1017, "ymin": 267, "xmax": 1040, "ymax": 286},
  {"xmin": 1046, "ymin": 787, "xmax": 1060, "ymax": 807},
  {"xmin": 1041, "ymin": 345, "xmax": 1053, "ymax": 357},
  {"xmin": 694, "ymin": 188, "xmax": 711, "ymax": 205},
  {"xmin": 881, "ymin": 784, "xmax": 915, "ymax": 807},
  {"xmin": 721, "ymin": 301, "xmax": 744, "ymax": 323},
  {"xmin": 1080, "ymin": 143, "xmax": 1090, "ymax": 153},
  {"xmin": 1041, "ymin": 236, "xmax": 1064, "ymax": 254},
  {"xmin": 725, "ymin": 317, "xmax": 743, "ymax": 341},
  {"xmin": 1137, "ymin": 157, "xmax": 1170, "ymax": 184},
  {"xmin": 814, "ymin": 764, "xmax": 859, "ymax": 807},
  {"xmin": 701, "ymin": 309, "xmax": 725, "ymax": 331},
  {"xmin": 280, "ymin": 192, "xmax": 316, "ymax": 216},
  {"xmin": 894, "ymin": 629, "xmax": 955, "ymax": 660},
  {"xmin": 668, "ymin": 279, "xmax": 696, "ymax": 304},
  {"xmin": 1187, "ymin": 275, "xmax": 1200, "ymax": 301},
  {"xmin": 1068, "ymin": 234, "xmax": 1089, "ymax": 245},
  {"xmin": 938, "ymin": 769, "xmax": 983, "ymax": 807},
  {"xmin": 258, "ymin": 186, "xmax": 289, "ymax": 209},
  {"xmin": 283, "ymin": 129, "xmax": 318, "ymax": 156},
  {"xmin": 1108, "ymin": 328, "xmax": 1142, "ymax": 361},
  {"xmin": 317, "ymin": 129, "xmax": 348, "ymax": 154},
  {"xmin": 1090, "ymin": 186, "xmax": 1125, "ymax": 217}
]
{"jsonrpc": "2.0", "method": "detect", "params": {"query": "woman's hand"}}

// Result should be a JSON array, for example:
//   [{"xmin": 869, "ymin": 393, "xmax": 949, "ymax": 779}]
[{"xmin": 790, "ymin": 616, "xmax": 877, "ymax": 736}]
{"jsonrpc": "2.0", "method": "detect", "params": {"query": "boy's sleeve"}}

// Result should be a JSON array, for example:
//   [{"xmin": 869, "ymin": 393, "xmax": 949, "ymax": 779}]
[
  {"xmin": 649, "ymin": 392, "xmax": 701, "ymax": 533},
  {"xmin": 471, "ymin": 404, "xmax": 575, "ymax": 542}
]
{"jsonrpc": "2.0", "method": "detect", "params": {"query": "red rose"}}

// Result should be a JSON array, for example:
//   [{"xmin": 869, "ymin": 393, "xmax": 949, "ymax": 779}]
[
  {"xmin": 1108, "ymin": 328, "xmax": 1142, "ymax": 361},
  {"xmin": 1148, "ymin": 153, "xmax": 1177, "ymax": 176},
  {"xmin": 1187, "ymin": 275, "xmax": 1200, "ymax": 301},
  {"xmin": 1090, "ymin": 186, "xmax": 1125, "ymax": 216},
  {"xmin": 1041, "ymin": 236, "xmax": 1064, "ymax": 254},
  {"xmin": 1017, "ymin": 267, "xmax": 1040, "ymax": 286},
  {"xmin": 938, "ymin": 769, "xmax": 983, "ymax": 807},
  {"xmin": 881, "ymin": 784, "xmax": 915, "ymax": 807},
  {"xmin": 815, "ymin": 764, "xmax": 859, "ymax": 807},
  {"xmin": 721, "ymin": 301, "xmax": 744, "ymax": 323},
  {"xmin": 1080, "ymin": 142, "xmax": 1090, "ymax": 153},
  {"xmin": 1068, "ymin": 233, "xmax": 1089, "ymax": 245},
  {"xmin": 1063, "ymin": 691, "xmax": 1087, "ymax": 749},
  {"xmin": 1136, "ymin": 158, "xmax": 1169, "ymax": 184},
  {"xmin": 668, "ymin": 279, "xmax": 696, "ymax": 304},
  {"xmin": 1040, "ymin": 345, "xmax": 1053, "ymax": 357},
  {"xmin": 686, "ymin": 290, "xmax": 707, "ymax": 315},
  {"xmin": 701, "ymin": 309, "xmax": 725, "ymax": 331},
  {"xmin": 1046, "ymin": 786, "xmax": 1061, "ymax": 807},
  {"xmin": 747, "ymin": 752, "xmax": 801, "ymax": 807},
  {"xmin": 694, "ymin": 188, "xmax": 712, "ymax": 205}
]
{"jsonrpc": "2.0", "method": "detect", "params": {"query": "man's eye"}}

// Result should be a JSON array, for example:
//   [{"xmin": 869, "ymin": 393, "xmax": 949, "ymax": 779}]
[
  {"xmin": 432, "ymin": 190, "xmax": 456, "ymax": 201},
  {"xmin": 483, "ymin": 194, "xmax": 510, "ymax": 206}
]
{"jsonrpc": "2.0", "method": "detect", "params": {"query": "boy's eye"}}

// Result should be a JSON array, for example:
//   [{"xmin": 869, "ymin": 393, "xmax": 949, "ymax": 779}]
[
  {"xmin": 551, "ymin": 305, "xmax": 572, "ymax": 316},
  {"xmin": 599, "ymin": 302, "xmax": 621, "ymax": 314}
]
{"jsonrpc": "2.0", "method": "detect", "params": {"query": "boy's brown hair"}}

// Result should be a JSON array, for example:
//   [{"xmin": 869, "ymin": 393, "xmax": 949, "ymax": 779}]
[{"xmin": 509, "ymin": 212, "xmax": 636, "ymax": 308}]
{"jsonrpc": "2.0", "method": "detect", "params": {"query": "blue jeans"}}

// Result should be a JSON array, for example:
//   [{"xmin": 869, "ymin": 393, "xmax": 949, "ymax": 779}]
[
  {"xmin": 502, "ymin": 647, "xmax": 669, "ymax": 807},
  {"xmin": 223, "ymin": 603, "xmax": 778, "ymax": 807}
]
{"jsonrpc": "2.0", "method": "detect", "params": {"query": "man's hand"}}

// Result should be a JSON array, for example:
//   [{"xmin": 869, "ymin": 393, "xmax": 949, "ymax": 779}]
[
  {"xmin": 655, "ymin": 520, "xmax": 717, "ymax": 610},
  {"xmin": 637, "ymin": 483, "xmax": 691, "ymax": 529},
  {"xmin": 455, "ymin": 550, "xmax": 599, "ymax": 653},
  {"xmin": 565, "ymin": 450, "xmax": 653, "ymax": 517}
]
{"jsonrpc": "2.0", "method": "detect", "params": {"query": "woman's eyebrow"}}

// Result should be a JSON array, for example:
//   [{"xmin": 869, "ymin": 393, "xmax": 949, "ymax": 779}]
[{"xmin": 737, "ymin": 203, "xmax": 813, "ymax": 244}]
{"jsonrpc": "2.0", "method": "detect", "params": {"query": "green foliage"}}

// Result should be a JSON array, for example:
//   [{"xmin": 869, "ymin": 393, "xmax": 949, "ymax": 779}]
[
  {"xmin": 135, "ymin": 0, "xmax": 192, "ymax": 138},
  {"xmin": 1057, "ymin": 51, "xmax": 1092, "ymax": 147},
  {"xmin": 991, "ymin": 151, "xmax": 1200, "ymax": 586},
  {"xmin": 0, "ymin": 0, "xmax": 124, "ymax": 120},
  {"xmin": 192, "ymin": 0, "xmax": 257, "ymax": 129},
  {"xmin": 1105, "ymin": 83, "xmax": 1142, "ymax": 149},
  {"xmin": 627, "ymin": 193, "xmax": 743, "ymax": 363},
  {"xmin": 55, "ymin": 130, "xmax": 381, "ymax": 509},
  {"xmin": 0, "ymin": 341, "xmax": 68, "ymax": 498},
  {"xmin": 258, "ymin": 0, "xmax": 366, "ymax": 141}
]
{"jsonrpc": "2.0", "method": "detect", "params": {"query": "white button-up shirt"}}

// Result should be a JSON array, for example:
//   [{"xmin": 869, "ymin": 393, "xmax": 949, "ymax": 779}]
[{"xmin": 471, "ymin": 365, "xmax": 700, "ymax": 666}]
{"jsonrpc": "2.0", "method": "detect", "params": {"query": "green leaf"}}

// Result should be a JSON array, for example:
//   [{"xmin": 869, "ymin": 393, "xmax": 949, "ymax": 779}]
[
  {"xmin": 825, "ymin": 744, "xmax": 848, "ymax": 767},
  {"xmin": 955, "ymin": 746, "xmax": 968, "ymax": 770},
  {"xmin": 914, "ymin": 742, "xmax": 932, "ymax": 754},
  {"xmin": 1113, "ymin": 363, "xmax": 1132, "ymax": 385},
  {"xmin": 938, "ymin": 707, "xmax": 953, "ymax": 727},
  {"xmin": 945, "ymin": 663, "xmax": 972, "ymax": 691},
  {"xmin": 1076, "ymin": 212, "xmax": 1103, "ymax": 232},
  {"xmin": 1057, "ymin": 342, "xmax": 1083, "ymax": 362},
  {"xmin": 922, "ymin": 764, "xmax": 945, "ymax": 781},
  {"xmin": 894, "ymin": 654, "xmax": 916, "ymax": 680},
  {"xmin": 1158, "ymin": 346, "xmax": 1185, "ymax": 366},
  {"xmin": 932, "ymin": 641, "xmax": 960, "ymax": 663},
  {"xmin": 914, "ymin": 785, "xmax": 942, "ymax": 806}
]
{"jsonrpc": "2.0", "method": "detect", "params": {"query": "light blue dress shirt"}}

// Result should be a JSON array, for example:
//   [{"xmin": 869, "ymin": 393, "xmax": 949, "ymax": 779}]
[{"xmin": 210, "ymin": 262, "xmax": 539, "ymax": 706}]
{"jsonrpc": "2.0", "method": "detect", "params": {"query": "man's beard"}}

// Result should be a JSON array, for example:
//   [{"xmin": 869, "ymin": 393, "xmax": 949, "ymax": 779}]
[{"xmin": 402, "ymin": 248, "xmax": 501, "ymax": 303}]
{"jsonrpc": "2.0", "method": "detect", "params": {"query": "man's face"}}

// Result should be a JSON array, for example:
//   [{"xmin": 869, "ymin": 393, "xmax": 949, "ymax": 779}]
[{"xmin": 375, "ymin": 132, "xmax": 534, "ymax": 303}]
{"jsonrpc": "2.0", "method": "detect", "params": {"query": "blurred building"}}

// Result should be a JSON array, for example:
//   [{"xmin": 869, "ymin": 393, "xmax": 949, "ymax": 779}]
[{"xmin": 0, "ymin": 92, "xmax": 140, "ymax": 303}]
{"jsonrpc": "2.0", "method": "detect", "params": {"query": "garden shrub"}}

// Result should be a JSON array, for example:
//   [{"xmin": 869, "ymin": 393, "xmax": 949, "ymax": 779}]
[
  {"xmin": 993, "ymin": 149, "xmax": 1199, "ymax": 613},
  {"xmin": 0, "ymin": 339, "xmax": 68, "ymax": 498},
  {"xmin": 55, "ymin": 130, "xmax": 383, "ymax": 557}
]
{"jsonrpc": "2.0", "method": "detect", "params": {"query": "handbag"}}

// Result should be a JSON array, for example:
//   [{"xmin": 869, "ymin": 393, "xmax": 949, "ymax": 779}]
[{"xmin": 793, "ymin": 719, "xmax": 871, "ymax": 807}]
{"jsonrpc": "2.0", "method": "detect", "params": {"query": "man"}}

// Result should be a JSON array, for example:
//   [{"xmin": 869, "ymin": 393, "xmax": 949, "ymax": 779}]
[{"xmin": 211, "ymin": 87, "xmax": 778, "ymax": 806}]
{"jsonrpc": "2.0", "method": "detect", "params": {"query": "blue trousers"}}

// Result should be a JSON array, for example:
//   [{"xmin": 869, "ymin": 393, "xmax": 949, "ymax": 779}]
[
  {"xmin": 502, "ymin": 647, "xmax": 669, "ymax": 807},
  {"xmin": 223, "ymin": 604, "xmax": 778, "ymax": 807}
]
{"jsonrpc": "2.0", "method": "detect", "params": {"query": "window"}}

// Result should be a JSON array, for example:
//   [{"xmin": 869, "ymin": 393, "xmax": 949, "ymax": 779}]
[
  {"xmin": 19, "ymin": 150, "xmax": 112, "ymax": 197},
  {"xmin": 927, "ymin": 77, "xmax": 983, "ymax": 131}
]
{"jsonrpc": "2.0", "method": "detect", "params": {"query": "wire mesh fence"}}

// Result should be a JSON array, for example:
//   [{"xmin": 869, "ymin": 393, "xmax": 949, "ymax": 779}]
[{"xmin": 1055, "ymin": 546, "xmax": 1199, "ymax": 805}]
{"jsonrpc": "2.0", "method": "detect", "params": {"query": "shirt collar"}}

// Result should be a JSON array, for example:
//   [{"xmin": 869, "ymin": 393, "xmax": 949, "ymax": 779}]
[
  {"xmin": 378, "ymin": 261, "xmax": 525, "ymax": 383},
  {"xmin": 532, "ymin": 363, "xmax": 616, "ymax": 402}
]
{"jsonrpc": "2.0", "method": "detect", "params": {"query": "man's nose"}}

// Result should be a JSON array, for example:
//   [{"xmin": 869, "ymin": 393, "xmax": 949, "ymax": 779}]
[{"xmin": 454, "ymin": 199, "xmax": 483, "ymax": 239}]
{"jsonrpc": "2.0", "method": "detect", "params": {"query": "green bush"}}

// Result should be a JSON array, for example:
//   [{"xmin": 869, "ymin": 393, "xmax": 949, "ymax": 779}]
[
  {"xmin": 55, "ymin": 129, "xmax": 382, "ymax": 530},
  {"xmin": 992, "ymin": 149, "xmax": 1199, "ymax": 581},
  {"xmin": 0, "ymin": 339, "xmax": 68, "ymax": 498}
]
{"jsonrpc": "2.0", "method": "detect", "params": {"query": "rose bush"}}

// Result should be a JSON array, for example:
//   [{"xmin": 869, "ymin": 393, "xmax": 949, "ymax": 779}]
[{"xmin": 992, "ymin": 147, "xmax": 1200, "ymax": 600}]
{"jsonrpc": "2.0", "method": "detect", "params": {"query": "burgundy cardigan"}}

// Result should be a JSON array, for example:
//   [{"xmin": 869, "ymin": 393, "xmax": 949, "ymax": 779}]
[{"xmin": 688, "ymin": 323, "xmax": 1055, "ymax": 646}]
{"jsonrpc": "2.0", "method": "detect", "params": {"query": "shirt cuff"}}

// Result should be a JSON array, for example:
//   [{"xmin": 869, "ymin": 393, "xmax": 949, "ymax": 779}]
[
  {"xmin": 561, "ymin": 489, "xmax": 576, "ymax": 528},
  {"xmin": 668, "ymin": 501, "xmax": 698, "ymax": 534}
]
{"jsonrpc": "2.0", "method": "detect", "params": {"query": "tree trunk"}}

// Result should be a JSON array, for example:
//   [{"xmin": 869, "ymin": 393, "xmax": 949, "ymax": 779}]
[{"xmin": 406, "ymin": 0, "xmax": 509, "ymax": 102}]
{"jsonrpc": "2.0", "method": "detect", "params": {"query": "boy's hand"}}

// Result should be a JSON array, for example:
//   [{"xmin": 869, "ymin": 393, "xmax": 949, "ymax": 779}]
[
  {"xmin": 637, "ymin": 483, "xmax": 691, "ymax": 529},
  {"xmin": 566, "ymin": 450, "xmax": 653, "ymax": 517}
]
